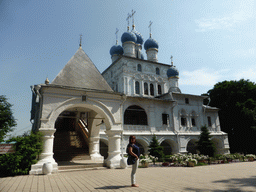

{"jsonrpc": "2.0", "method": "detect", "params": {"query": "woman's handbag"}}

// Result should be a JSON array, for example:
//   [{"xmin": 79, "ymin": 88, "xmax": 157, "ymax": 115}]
[{"xmin": 127, "ymin": 156, "xmax": 136, "ymax": 165}]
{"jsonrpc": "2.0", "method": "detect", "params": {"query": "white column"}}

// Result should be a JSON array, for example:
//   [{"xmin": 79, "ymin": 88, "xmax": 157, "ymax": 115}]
[
  {"xmin": 127, "ymin": 77, "xmax": 131, "ymax": 95},
  {"xmin": 140, "ymin": 80, "xmax": 143, "ymax": 95},
  {"xmin": 29, "ymin": 128, "xmax": 58, "ymax": 175},
  {"xmin": 123, "ymin": 77, "xmax": 126, "ymax": 94},
  {"xmin": 105, "ymin": 129, "xmax": 122, "ymax": 168},
  {"xmin": 179, "ymin": 136, "xmax": 188, "ymax": 153},
  {"xmin": 154, "ymin": 83, "xmax": 158, "ymax": 96},
  {"xmin": 89, "ymin": 136, "xmax": 104, "ymax": 162},
  {"xmin": 148, "ymin": 106, "xmax": 156, "ymax": 132},
  {"xmin": 132, "ymin": 78, "xmax": 135, "ymax": 95},
  {"xmin": 142, "ymin": 80, "xmax": 144, "ymax": 95}
]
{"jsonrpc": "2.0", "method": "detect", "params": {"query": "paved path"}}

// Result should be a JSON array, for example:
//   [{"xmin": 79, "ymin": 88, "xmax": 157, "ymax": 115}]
[{"xmin": 1, "ymin": 162, "xmax": 256, "ymax": 191}]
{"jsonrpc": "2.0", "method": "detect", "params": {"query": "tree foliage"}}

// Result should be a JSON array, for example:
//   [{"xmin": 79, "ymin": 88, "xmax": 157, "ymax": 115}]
[
  {"xmin": 207, "ymin": 79, "xmax": 256, "ymax": 154},
  {"xmin": 0, "ymin": 95, "xmax": 16, "ymax": 142},
  {"xmin": 197, "ymin": 126, "xmax": 216, "ymax": 157},
  {"xmin": 0, "ymin": 131, "xmax": 42, "ymax": 176},
  {"xmin": 148, "ymin": 135, "xmax": 164, "ymax": 160}
]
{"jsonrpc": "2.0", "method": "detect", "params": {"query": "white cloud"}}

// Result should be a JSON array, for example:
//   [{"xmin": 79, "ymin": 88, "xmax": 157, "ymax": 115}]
[
  {"xmin": 195, "ymin": 0, "xmax": 255, "ymax": 32},
  {"xmin": 233, "ymin": 66, "xmax": 256, "ymax": 82},
  {"xmin": 179, "ymin": 68, "xmax": 223, "ymax": 86},
  {"xmin": 180, "ymin": 67, "xmax": 256, "ymax": 88}
]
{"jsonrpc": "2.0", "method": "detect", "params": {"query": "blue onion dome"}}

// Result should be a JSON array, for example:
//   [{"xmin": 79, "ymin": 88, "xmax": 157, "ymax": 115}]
[
  {"xmin": 167, "ymin": 66, "xmax": 179, "ymax": 78},
  {"xmin": 144, "ymin": 38, "xmax": 159, "ymax": 50},
  {"xmin": 121, "ymin": 32, "xmax": 137, "ymax": 43},
  {"xmin": 110, "ymin": 45, "xmax": 124, "ymax": 56},
  {"xmin": 133, "ymin": 31, "xmax": 144, "ymax": 45}
]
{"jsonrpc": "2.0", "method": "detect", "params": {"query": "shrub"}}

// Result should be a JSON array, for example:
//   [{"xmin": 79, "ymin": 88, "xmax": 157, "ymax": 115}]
[
  {"xmin": 148, "ymin": 135, "xmax": 164, "ymax": 161},
  {"xmin": 0, "ymin": 131, "xmax": 42, "ymax": 176},
  {"xmin": 197, "ymin": 126, "xmax": 216, "ymax": 157}
]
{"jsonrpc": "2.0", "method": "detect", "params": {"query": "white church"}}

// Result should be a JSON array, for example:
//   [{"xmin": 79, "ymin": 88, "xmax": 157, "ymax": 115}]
[{"xmin": 29, "ymin": 13, "xmax": 229, "ymax": 174}]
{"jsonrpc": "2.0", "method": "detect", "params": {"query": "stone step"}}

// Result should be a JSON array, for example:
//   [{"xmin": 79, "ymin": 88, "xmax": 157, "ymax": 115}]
[
  {"xmin": 58, "ymin": 160, "xmax": 105, "ymax": 172},
  {"xmin": 58, "ymin": 167, "xmax": 107, "ymax": 172}
]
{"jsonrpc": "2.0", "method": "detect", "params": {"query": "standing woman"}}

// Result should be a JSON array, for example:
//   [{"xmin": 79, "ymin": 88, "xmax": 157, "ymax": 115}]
[{"xmin": 127, "ymin": 135, "xmax": 140, "ymax": 187}]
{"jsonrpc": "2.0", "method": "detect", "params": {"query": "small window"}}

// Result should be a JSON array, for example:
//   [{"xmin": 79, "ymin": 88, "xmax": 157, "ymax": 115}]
[
  {"xmin": 137, "ymin": 64, "xmax": 142, "ymax": 72},
  {"xmin": 156, "ymin": 67, "xmax": 160, "ymax": 75},
  {"xmin": 185, "ymin": 98, "xmax": 189, "ymax": 104},
  {"xmin": 158, "ymin": 85, "xmax": 162, "ymax": 95},
  {"xmin": 135, "ymin": 81, "xmax": 140, "ymax": 94},
  {"xmin": 150, "ymin": 83, "xmax": 154, "ymax": 96},
  {"xmin": 181, "ymin": 117, "xmax": 186, "ymax": 126},
  {"xmin": 162, "ymin": 114, "xmax": 169, "ymax": 125},
  {"xmin": 116, "ymin": 84, "xmax": 118, "ymax": 92},
  {"xmin": 144, "ymin": 83, "xmax": 148, "ymax": 95},
  {"xmin": 207, "ymin": 116, "xmax": 212, "ymax": 127},
  {"xmin": 192, "ymin": 118, "xmax": 196, "ymax": 126}
]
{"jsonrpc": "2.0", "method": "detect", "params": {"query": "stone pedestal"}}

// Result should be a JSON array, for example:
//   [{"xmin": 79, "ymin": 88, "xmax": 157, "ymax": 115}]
[
  {"xmin": 29, "ymin": 128, "xmax": 58, "ymax": 175},
  {"xmin": 105, "ymin": 130, "xmax": 122, "ymax": 168}
]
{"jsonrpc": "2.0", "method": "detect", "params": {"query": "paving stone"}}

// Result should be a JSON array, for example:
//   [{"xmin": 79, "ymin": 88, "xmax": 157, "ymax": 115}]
[{"xmin": 1, "ymin": 162, "xmax": 256, "ymax": 191}]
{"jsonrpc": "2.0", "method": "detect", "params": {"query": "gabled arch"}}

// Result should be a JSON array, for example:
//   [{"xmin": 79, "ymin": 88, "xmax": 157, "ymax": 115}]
[{"xmin": 45, "ymin": 98, "xmax": 116, "ymax": 130}]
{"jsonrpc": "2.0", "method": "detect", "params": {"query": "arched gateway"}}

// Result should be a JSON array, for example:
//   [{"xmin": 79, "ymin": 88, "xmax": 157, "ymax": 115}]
[{"xmin": 30, "ymin": 48, "xmax": 125, "ymax": 174}]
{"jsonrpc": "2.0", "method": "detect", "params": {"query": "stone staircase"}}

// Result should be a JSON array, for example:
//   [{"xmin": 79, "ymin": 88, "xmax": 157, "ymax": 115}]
[
  {"xmin": 53, "ymin": 130, "xmax": 105, "ymax": 171},
  {"xmin": 53, "ymin": 131, "xmax": 89, "ymax": 161}
]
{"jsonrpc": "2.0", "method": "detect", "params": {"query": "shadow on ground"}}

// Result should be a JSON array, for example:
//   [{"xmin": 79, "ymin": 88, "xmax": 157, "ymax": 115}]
[
  {"xmin": 95, "ymin": 185, "xmax": 131, "ymax": 190},
  {"xmin": 184, "ymin": 176, "xmax": 256, "ymax": 191}
]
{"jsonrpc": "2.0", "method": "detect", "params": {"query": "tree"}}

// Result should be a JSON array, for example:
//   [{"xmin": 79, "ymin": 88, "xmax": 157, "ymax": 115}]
[
  {"xmin": 0, "ymin": 132, "xmax": 42, "ymax": 176},
  {"xmin": 197, "ymin": 126, "xmax": 216, "ymax": 157},
  {"xmin": 0, "ymin": 95, "xmax": 16, "ymax": 142},
  {"xmin": 148, "ymin": 135, "xmax": 164, "ymax": 160},
  {"xmin": 207, "ymin": 79, "xmax": 256, "ymax": 154}
]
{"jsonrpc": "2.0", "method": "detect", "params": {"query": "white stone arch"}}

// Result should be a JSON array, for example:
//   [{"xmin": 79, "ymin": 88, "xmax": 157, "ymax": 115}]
[
  {"xmin": 123, "ymin": 104, "xmax": 148, "ymax": 125},
  {"xmin": 100, "ymin": 137, "xmax": 109, "ymax": 159},
  {"xmin": 30, "ymin": 97, "xmax": 123, "ymax": 174},
  {"xmin": 212, "ymin": 137, "xmax": 223, "ymax": 154},
  {"xmin": 100, "ymin": 136, "xmax": 109, "ymax": 146},
  {"xmin": 186, "ymin": 138, "xmax": 198, "ymax": 154},
  {"xmin": 135, "ymin": 136, "xmax": 150, "ymax": 155},
  {"xmin": 159, "ymin": 138, "xmax": 179, "ymax": 155},
  {"xmin": 44, "ymin": 97, "xmax": 116, "ymax": 130}
]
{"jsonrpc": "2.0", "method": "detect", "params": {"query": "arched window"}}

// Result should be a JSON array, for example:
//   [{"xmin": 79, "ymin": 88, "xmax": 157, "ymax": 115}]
[
  {"xmin": 144, "ymin": 83, "xmax": 148, "ymax": 95},
  {"xmin": 207, "ymin": 116, "xmax": 212, "ymax": 127},
  {"xmin": 158, "ymin": 84, "xmax": 162, "ymax": 95},
  {"xmin": 156, "ymin": 67, "xmax": 160, "ymax": 75},
  {"xmin": 180, "ymin": 109, "xmax": 187, "ymax": 126},
  {"xmin": 191, "ymin": 118, "xmax": 196, "ymax": 126},
  {"xmin": 150, "ymin": 83, "xmax": 154, "ymax": 96},
  {"xmin": 191, "ymin": 111, "xmax": 197, "ymax": 127},
  {"xmin": 124, "ymin": 105, "xmax": 148, "ymax": 125},
  {"xmin": 137, "ymin": 64, "xmax": 142, "ymax": 72},
  {"xmin": 135, "ymin": 81, "xmax": 140, "ymax": 94}
]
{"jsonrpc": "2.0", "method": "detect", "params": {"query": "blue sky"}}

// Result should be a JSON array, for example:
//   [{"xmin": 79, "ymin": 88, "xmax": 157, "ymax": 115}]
[{"xmin": 1, "ymin": 0, "xmax": 256, "ymax": 136}]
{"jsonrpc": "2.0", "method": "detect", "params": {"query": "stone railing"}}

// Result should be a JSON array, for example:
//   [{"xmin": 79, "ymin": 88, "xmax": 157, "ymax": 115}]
[
  {"xmin": 123, "ymin": 125, "xmax": 150, "ymax": 132},
  {"xmin": 154, "ymin": 126, "xmax": 173, "ymax": 132},
  {"xmin": 208, "ymin": 126, "xmax": 219, "ymax": 133}
]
